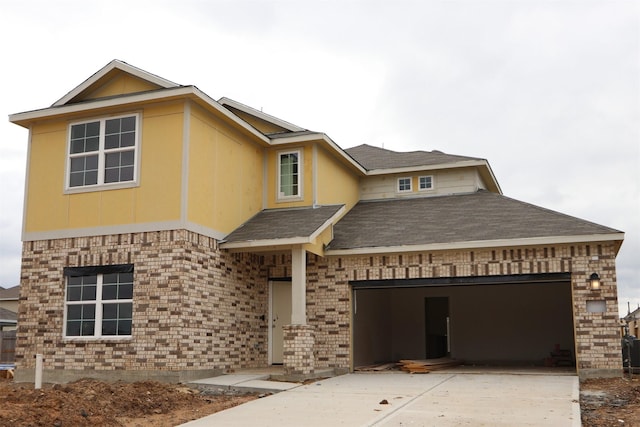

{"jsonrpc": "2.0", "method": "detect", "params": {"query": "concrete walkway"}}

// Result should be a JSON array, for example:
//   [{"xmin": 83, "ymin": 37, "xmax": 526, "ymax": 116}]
[{"xmin": 182, "ymin": 372, "xmax": 580, "ymax": 426}]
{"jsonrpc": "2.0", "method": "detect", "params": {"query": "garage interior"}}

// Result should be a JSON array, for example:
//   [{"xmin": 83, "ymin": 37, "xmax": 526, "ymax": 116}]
[{"xmin": 351, "ymin": 274, "xmax": 576, "ymax": 371}]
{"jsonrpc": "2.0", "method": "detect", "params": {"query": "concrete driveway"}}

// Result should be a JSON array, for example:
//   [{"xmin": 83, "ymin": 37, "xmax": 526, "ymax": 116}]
[{"xmin": 182, "ymin": 372, "xmax": 580, "ymax": 426}]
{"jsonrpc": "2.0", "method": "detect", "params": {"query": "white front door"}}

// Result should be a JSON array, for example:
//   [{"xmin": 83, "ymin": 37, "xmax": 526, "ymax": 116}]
[{"xmin": 270, "ymin": 281, "xmax": 292, "ymax": 364}]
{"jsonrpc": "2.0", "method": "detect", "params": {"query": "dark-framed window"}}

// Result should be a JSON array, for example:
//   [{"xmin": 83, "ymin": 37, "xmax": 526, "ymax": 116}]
[{"xmin": 64, "ymin": 264, "xmax": 133, "ymax": 338}]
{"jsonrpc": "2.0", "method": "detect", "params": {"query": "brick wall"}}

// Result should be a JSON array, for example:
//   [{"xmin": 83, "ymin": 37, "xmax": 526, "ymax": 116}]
[
  {"xmin": 16, "ymin": 230, "xmax": 268, "ymax": 382},
  {"xmin": 271, "ymin": 243, "xmax": 622, "ymax": 377}
]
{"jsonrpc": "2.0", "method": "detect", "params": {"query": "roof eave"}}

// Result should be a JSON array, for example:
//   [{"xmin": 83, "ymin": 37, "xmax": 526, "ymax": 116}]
[
  {"xmin": 218, "ymin": 97, "xmax": 305, "ymax": 132},
  {"xmin": 9, "ymin": 86, "xmax": 270, "ymax": 145},
  {"xmin": 269, "ymin": 132, "xmax": 367, "ymax": 175},
  {"xmin": 326, "ymin": 232, "xmax": 625, "ymax": 256}
]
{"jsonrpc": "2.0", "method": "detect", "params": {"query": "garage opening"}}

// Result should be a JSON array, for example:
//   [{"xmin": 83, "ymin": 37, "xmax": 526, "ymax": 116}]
[{"xmin": 351, "ymin": 273, "xmax": 575, "ymax": 371}]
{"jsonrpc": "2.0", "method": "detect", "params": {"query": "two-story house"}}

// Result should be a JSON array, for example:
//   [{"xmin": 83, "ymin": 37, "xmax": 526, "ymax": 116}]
[{"xmin": 9, "ymin": 60, "xmax": 624, "ymax": 383}]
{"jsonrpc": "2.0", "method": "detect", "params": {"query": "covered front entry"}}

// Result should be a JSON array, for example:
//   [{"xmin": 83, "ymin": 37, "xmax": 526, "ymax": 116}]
[{"xmin": 352, "ymin": 273, "xmax": 576, "ymax": 370}]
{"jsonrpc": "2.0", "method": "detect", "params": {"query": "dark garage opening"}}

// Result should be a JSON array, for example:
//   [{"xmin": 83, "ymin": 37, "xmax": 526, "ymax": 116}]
[{"xmin": 351, "ymin": 274, "xmax": 576, "ymax": 370}]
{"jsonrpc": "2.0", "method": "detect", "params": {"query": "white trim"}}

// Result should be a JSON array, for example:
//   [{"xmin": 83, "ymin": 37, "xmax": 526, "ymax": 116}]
[
  {"xmin": 64, "ymin": 113, "xmax": 141, "ymax": 193},
  {"xmin": 22, "ymin": 220, "xmax": 228, "ymax": 242},
  {"xmin": 218, "ymin": 97, "xmax": 305, "ymax": 132},
  {"xmin": 10, "ymin": 87, "xmax": 271, "ymax": 146},
  {"xmin": 312, "ymin": 143, "xmax": 318, "ymax": 206},
  {"xmin": 53, "ymin": 60, "xmax": 179, "ymax": 107},
  {"xmin": 63, "ymin": 271, "xmax": 133, "ymax": 339},
  {"xmin": 367, "ymin": 159, "xmax": 488, "ymax": 176},
  {"xmin": 397, "ymin": 176, "xmax": 412, "ymax": 193},
  {"xmin": 418, "ymin": 175, "xmax": 434, "ymax": 191},
  {"xmin": 220, "ymin": 205, "xmax": 345, "ymax": 250},
  {"xmin": 22, "ymin": 126, "xmax": 33, "ymax": 244},
  {"xmin": 325, "ymin": 232, "xmax": 625, "ymax": 256},
  {"xmin": 276, "ymin": 149, "xmax": 303, "ymax": 201},
  {"xmin": 269, "ymin": 132, "xmax": 367, "ymax": 175}
]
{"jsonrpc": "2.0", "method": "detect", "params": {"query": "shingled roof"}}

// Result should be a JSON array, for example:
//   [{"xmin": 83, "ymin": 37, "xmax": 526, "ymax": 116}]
[
  {"xmin": 223, "ymin": 205, "xmax": 344, "ymax": 247},
  {"xmin": 327, "ymin": 190, "xmax": 623, "ymax": 252},
  {"xmin": 345, "ymin": 144, "xmax": 482, "ymax": 171}
]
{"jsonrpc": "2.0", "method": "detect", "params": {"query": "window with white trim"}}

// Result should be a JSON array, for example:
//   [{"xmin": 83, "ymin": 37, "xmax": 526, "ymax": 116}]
[
  {"xmin": 67, "ymin": 114, "xmax": 139, "ymax": 190},
  {"xmin": 64, "ymin": 265, "xmax": 133, "ymax": 338},
  {"xmin": 278, "ymin": 150, "xmax": 302, "ymax": 199},
  {"xmin": 419, "ymin": 175, "xmax": 434, "ymax": 190},
  {"xmin": 397, "ymin": 177, "xmax": 412, "ymax": 192}
]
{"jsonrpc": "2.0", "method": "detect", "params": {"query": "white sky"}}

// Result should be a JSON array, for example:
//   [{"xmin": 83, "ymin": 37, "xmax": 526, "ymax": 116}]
[{"xmin": 1, "ymin": 1, "xmax": 638, "ymax": 316}]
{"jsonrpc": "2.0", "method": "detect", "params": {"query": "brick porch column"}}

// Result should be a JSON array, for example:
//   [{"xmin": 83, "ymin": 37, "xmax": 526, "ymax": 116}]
[{"xmin": 283, "ymin": 324, "xmax": 315, "ymax": 377}]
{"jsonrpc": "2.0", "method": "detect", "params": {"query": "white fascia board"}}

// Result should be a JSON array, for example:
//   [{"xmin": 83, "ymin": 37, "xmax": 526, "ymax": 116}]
[
  {"xmin": 218, "ymin": 97, "xmax": 305, "ymax": 132},
  {"xmin": 53, "ymin": 60, "xmax": 180, "ymax": 107},
  {"xmin": 22, "ymin": 220, "xmax": 228, "ymax": 242},
  {"xmin": 309, "ymin": 205, "xmax": 346, "ymax": 241},
  {"xmin": 10, "ymin": 87, "xmax": 270, "ymax": 145},
  {"xmin": 325, "ymin": 233, "xmax": 625, "ymax": 256},
  {"xmin": 270, "ymin": 133, "xmax": 367, "ymax": 175},
  {"xmin": 365, "ymin": 160, "xmax": 489, "ymax": 176},
  {"xmin": 221, "ymin": 236, "xmax": 311, "ymax": 250},
  {"xmin": 221, "ymin": 205, "xmax": 345, "ymax": 250}
]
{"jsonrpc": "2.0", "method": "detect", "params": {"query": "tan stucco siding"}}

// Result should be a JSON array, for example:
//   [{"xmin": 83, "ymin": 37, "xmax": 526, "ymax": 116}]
[
  {"xmin": 23, "ymin": 103, "xmax": 184, "ymax": 234},
  {"xmin": 316, "ymin": 145, "xmax": 360, "ymax": 210},
  {"xmin": 77, "ymin": 73, "xmax": 162, "ymax": 102},
  {"xmin": 359, "ymin": 167, "xmax": 485, "ymax": 200},
  {"xmin": 187, "ymin": 106, "xmax": 263, "ymax": 234}
]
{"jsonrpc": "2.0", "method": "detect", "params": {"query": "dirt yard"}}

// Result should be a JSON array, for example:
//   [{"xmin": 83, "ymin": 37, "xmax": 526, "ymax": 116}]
[
  {"xmin": 0, "ymin": 377, "xmax": 257, "ymax": 427},
  {"xmin": 580, "ymin": 376, "xmax": 640, "ymax": 426},
  {"xmin": 0, "ymin": 375, "xmax": 638, "ymax": 426}
]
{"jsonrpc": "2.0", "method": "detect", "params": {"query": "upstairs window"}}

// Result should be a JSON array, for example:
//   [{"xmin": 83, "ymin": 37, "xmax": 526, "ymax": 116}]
[
  {"xmin": 278, "ymin": 150, "xmax": 302, "ymax": 200},
  {"xmin": 419, "ymin": 175, "xmax": 434, "ymax": 191},
  {"xmin": 67, "ymin": 114, "xmax": 139, "ymax": 191},
  {"xmin": 397, "ymin": 177, "xmax": 412, "ymax": 192},
  {"xmin": 64, "ymin": 265, "xmax": 134, "ymax": 339}
]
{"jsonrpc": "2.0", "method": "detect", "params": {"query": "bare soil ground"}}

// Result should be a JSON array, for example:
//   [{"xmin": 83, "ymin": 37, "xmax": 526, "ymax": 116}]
[
  {"xmin": 0, "ymin": 377, "xmax": 257, "ymax": 427},
  {"xmin": 580, "ymin": 376, "xmax": 640, "ymax": 426}
]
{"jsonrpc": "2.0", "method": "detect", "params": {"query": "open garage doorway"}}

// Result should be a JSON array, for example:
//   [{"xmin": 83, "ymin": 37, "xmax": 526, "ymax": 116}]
[{"xmin": 351, "ymin": 274, "xmax": 576, "ymax": 372}]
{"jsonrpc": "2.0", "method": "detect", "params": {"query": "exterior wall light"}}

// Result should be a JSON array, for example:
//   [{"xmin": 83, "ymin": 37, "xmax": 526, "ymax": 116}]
[{"xmin": 589, "ymin": 273, "xmax": 601, "ymax": 290}]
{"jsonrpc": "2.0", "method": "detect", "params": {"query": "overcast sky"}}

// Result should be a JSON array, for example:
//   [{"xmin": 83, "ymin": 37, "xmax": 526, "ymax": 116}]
[{"xmin": 1, "ymin": 1, "xmax": 638, "ymax": 316}]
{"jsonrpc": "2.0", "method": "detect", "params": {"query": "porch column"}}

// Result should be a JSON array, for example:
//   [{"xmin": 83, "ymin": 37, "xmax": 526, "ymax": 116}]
[
  {"xmin": 291, "ymin": 247, "xmax": 307, "ymax": 325},
  {"xmin": 284, "ymin": 247, "xmax": 315, "ymax": 378}
]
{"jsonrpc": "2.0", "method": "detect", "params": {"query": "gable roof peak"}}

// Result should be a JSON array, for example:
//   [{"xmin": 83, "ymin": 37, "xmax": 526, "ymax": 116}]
[{"xmin": 52, "ymin": 59, "xmax": 181, "ymax": 107}]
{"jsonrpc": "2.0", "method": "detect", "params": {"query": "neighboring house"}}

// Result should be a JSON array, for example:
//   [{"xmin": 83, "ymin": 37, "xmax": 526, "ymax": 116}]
[
  {"xmin": 623, "ymin": 306, "xmax": 640, "ymax": 338},
  {"xmin": 0, "ymin": 286, "xmax": 18, "ymax": 331},
  {"xmin": 9, "ymin": 60, "xmax": 624, "ymax": 383}
]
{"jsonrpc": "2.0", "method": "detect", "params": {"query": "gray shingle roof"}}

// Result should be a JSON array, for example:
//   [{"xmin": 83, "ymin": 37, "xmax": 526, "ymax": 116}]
[
  {"xmin": 224, "ymin": 205, "xmax": 344, "ymax": 244},
  {"xmin": 328, "ymin": 190, "xmax": 622, "ymax": 250},
  {"xmin": 345, "ymin": 144, "xmax": 481, "ymax": 171}
]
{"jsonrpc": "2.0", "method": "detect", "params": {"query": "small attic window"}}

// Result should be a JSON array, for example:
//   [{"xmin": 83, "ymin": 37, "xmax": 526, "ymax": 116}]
[
  {"xmin": 397, "ymin": 177, "xmax": 412, "ymax": 192},
  {"xmin": 419, "ymin": 175, "xmax": 434, "ymax": 191}
]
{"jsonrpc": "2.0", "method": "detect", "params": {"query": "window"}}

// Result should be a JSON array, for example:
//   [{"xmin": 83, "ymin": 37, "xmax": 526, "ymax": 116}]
[
  {"xmin": 64, "ymin": 265, "xmax": 133, "ymax": 338},
  {"xmin": 419, "ymin": 175, "xmax": 434, "ymax": 191},
  {"xmin": 397, "ymin": 177, "xmax": 412, "ymax": 192},
  {"xmin": 278, "ymin": 150, "xmax": 302, "ymax": 199},
  {"xmin": 67, "ymin": 114, "xmax": 139, "ymax": 190}
]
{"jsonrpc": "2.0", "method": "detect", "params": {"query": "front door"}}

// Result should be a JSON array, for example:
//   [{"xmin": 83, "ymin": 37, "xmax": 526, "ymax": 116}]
[{"xmin": 270, "ymin": 281, "xmax": 292, "ymax": 364}]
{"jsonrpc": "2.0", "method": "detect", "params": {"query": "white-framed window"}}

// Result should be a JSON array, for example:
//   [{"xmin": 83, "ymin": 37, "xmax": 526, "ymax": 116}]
[
  {"xmin": 63, "ymin": 265, "xmax": 133, "ymax": 339},
  {"xmin": 278, "ymin": 149, "xmax": 303, "ymax": 200},
  {"xmin": 397, "ymin": 177, "xmax": 412, "ymax": 192},
  {"xmin": 419, "ymin": 175, "xmax": 434, "ymax": 191},
  {"xmin": 67, "ymin": 114, "xmax": 140, "ymax": 192}
]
